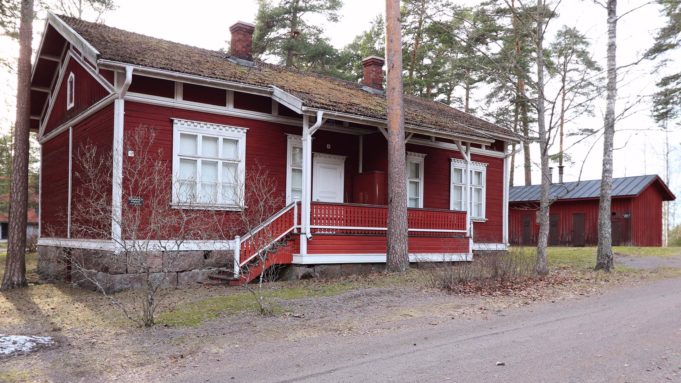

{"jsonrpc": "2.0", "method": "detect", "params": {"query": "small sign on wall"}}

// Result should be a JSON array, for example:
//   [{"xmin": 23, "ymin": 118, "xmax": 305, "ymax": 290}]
[{"xmin": 128, "ymin": 196, "xmax": 144, "ymax": 206}]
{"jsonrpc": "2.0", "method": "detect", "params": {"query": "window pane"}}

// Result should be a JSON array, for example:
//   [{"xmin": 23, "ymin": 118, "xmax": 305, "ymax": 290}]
[
  {"xmin": 474, "ymin": 188, "xmax": 483, "ymax": 204},
  {"xmin": 179, "ymin": 134, "xmax": 197, "ymax": 156},
  {"xmin": 291, "ymin": 188, "xmax": 302, "ymax": 201},
  {"xmin": 179, "ymin": 159, "xmax": 197, "ymax": 180},
  {"xmin": 452, "ymin": 168, "xmax": 463, "ymax": 184},
  {"xmin": 292, "ymin": 168, "xmax": 302, "ymax": 189},
  {"xmin": 408, "ymin": 181, "xmax": 419, "ymax": 198},
  {"xmin": 202, "ymin": 136, "xmax": 219, "ymax": 157},
  {"xmin": 408, "ymin": 161, "xmax": 419, "ymax": 179},
  {"xmin": 222, "ymin": 139, "xmax": 238, "ymax": 159},
  {"xmin": 201, "ymin": 183, "xmax": 218, "ymax": 204},
  {"xmin": 222, "ymin": 184, "xmax": 237, "ymax": 205},
  {"xmin": 177, "ymin": 180, "xmax": 196, "ymax": 203},
  {"xmin": 452, "ymin": 186, "xmax": 462, "ymax": 208},
  {"xmin": 408, "ymin": 197, "xmax": 419, "ymax": 208},
  {"xmin": 291, "ymin": 147, "xmax": 303, "ymax": 167},
  {"xmin": 473, "ymin": 170, "xmax": 483, "ymax": 186},
  {"xmin": 202, "ymin": 161, "xmax": 218, "ymax": 182},
  {"xmin": 222, "ymin": 162, "xmax": 238, "ymax": 184}
]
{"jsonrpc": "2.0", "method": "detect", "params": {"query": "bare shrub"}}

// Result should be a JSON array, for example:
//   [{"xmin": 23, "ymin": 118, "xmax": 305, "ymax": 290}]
[
  {"xmin": 25, "ymin": 234, "xmax": 38, "ymax": 253},
  {"xmin": 428, "ymin": 249, "xmax": 536, "ymax": 293}
]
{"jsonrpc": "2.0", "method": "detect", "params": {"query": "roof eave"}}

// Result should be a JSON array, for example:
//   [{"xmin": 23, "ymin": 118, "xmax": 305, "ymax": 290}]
[{"xmin": 47, "ymin": 12, "xmax": 100, "ymax": 65}]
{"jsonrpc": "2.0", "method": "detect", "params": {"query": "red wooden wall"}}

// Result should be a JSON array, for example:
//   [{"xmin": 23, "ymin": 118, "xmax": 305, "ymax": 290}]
[
  {"xmin": 41, "ymin": 131, "xmax": 70, "ymax": 237},
  {"xmin": 509, "ymin": 187, "xmax": 665, "ymax": 246},
  {"xmin": 43, "ymin": 57, "xmax": 110, "ymax": 136}
]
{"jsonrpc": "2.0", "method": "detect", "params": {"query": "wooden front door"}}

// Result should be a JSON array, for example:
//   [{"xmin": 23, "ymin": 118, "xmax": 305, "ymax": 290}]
[
  {"xmin": 572, "ymin": 213, "xmax": 586, "ymax": 247},
  {"xmin": 549, "ymin": 214, "xmax": 560, "ymax": 246},
  {"xmin": 612, "ymin": 213, "xmax": 631, "ymax": 246},
  {"xmin": 312, "ymin": 154, "xmax": 345, "ymax": 203},
  {"xmin": 522, "ymin": 214, "xmax": 533, "ymax": 245}
]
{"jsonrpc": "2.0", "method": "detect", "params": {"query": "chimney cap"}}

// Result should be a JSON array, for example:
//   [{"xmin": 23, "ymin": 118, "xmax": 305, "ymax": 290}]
[
  {"xmin": 230, "ymin": 21, "xmax": 255, "ymax": 33},
  {"xmin": 362, "ymin": 56, "xmax": 385, "ymax": 66}
]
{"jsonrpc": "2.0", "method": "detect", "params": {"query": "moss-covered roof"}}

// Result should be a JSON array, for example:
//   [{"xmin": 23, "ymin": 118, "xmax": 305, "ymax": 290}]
[{"xmin": 59, "ymin": 15, "xmax": 518, "ymax": 142}]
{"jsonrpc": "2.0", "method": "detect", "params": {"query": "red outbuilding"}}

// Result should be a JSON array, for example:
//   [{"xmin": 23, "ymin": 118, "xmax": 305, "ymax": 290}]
[
  {"xmin": 31, "ymin": 14, "xmax": 521, "ymax": 289},
  {"xmin": 509, "ymin": 175, "xmax": 676, "ymax": 247}
]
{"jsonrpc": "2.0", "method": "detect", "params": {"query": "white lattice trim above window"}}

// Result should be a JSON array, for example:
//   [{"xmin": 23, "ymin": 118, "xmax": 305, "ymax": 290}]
[
  {"xmin": 450, "ymin": 158, "xmax": 488, "ymax": 168},
  {"xmin": 171, "ymin": 118, "xmax": 249, "ymax": 135}
]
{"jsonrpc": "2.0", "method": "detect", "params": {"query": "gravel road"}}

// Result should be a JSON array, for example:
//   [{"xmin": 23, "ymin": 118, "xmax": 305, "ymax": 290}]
[{"xmin": 170, "ymin": 276, "xmax": 681, "ymax": 383}]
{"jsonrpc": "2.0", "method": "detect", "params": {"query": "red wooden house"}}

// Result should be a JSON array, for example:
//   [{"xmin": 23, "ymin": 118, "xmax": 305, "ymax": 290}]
[
  {"xmin": 31, "ymin": 14, "xmax": 520, "ymax": 288},
  {"xmin": 509, "ymin": 175, "xmax": 676, "ymax": 247}
]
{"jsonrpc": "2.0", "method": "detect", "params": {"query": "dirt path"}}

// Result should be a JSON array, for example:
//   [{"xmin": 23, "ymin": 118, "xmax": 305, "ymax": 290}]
[
  {"xmin": 616, "ymin": 253, "xmax": 681, "ymax": 269},
  {"xmin": 167, "ymin": 276, "xmax": 681, "ymax": 383}
]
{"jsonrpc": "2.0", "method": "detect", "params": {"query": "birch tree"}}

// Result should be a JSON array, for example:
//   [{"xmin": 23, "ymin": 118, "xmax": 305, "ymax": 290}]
[
  {"xmin": 1, "ymin": 0, "xmax": 32, "ymax": 290},
  {"xmin": 385, "ymin": 0, "xmax": 409, "ymax": 272},
  {"xmin": 595, "ymin": 0, "xmax": 617, "ymax": 272}
]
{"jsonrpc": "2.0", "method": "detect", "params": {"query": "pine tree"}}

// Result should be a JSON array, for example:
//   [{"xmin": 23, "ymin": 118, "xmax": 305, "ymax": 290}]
[{"xmin": 253, "ymin": 0, "xmax": 342, "ymax": 68}]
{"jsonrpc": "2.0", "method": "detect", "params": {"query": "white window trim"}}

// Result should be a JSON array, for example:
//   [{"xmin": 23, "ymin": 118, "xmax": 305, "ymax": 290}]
[
  {"xmin": 286, "ymin": 134, "xmax": 303, "ymax": 204},
  {"xmin": 171, "ymin": 118, "xmax": 247, "ymax": 210},
  {"xmin": 66, "ymin": 72, "xmax": 75, "ymax": 110},
  {"xmin": 407, "ymin": 152, "xmax": 426, "ymax": 208},
  {"xmin": 450, "ymin": 158, "xmax": 487, "ymax": 220}
]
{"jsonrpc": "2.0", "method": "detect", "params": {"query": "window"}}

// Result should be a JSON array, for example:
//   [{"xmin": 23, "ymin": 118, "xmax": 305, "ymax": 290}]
[
  {"xmin": 286, "ymin": 135, "xmax": 303, "ymax": 204},
  {"xmin": 66, "ymin": 72, "xmax": 75, "ymax": 110},
  {"xmin": 407, "ymin": 153, "xmax": 425, "ymax": 208},
  {"xmin": 450, "ymin": 159, "xmax": 487, "ymax": 220},
  {"xmin": 172, "ymin": 119, "xmax": 246, "ymax": 208}
]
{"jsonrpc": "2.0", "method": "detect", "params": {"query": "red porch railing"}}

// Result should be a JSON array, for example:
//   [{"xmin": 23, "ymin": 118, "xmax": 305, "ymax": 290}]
[
  {"xmin": 309, "ymin": 202, "xmax": 467, "ymax": 236},
  {"xmin": 234, "ymin": 202, "xmax": 298, "ymax": 277}
]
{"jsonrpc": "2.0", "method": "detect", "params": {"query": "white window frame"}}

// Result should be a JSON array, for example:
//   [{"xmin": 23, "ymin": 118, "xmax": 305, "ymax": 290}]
[
  {"xmin": 66, "ymin": 72, "xmax": 75, "ymax": 110},
  {"xmin": 407, "ymin": 152, "xmax": 426, "ymax": 208},
  {"xmin": 286, "ymin": 135, "xmax": 303, "ymax": 204},
  {"xmin": 171, "ymin": 118, "xmax": 247, "ymax": 210},
  {"xmin": 450, "ymin": 158, "xmax": 487, "ymax": 220}
]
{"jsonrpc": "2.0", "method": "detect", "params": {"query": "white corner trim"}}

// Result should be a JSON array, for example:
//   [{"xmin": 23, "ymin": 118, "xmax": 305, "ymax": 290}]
[{"xmin": 472, "ymin": 243, "xmax": 508, "ymax": 251}]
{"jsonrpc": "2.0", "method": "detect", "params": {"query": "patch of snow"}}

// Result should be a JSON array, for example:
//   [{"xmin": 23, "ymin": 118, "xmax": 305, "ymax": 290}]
[{"xmin": 0, "ymin": 334, "xmax": 54, "ymax": 357}]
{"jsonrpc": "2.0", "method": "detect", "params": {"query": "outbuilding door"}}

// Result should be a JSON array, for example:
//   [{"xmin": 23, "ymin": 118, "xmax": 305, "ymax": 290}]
[
  {"xmin": 572, "ymin": 213, "xmax": 585, "ymax": 247},
  {"xmin": 522, "ymin": 214, "xmax": 533, "ymax": 245},
  {"xmin": 549, "ymin": 214, "xmax": 560, "ymax": 245},
  {"xmin": 612, "ymin": 212, "xmax": 631, "ymax": 246}
]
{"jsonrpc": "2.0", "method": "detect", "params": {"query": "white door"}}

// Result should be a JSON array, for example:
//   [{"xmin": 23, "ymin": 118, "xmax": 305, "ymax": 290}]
[{"xmin": 312, "ymin": 154, "xmax": 345, "ymax": 202}]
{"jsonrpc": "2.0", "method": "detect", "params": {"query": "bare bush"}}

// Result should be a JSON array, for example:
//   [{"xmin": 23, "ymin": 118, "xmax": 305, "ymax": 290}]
[{"xmin": 428, "ymin": 250, "xmax": 536, "ymax": 293}]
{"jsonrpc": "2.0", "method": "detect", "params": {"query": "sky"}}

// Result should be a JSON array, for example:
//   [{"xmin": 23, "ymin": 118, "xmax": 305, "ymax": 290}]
[{"xmin": 0, "ymin": 0, "xmax": 678, "ymax": 223}]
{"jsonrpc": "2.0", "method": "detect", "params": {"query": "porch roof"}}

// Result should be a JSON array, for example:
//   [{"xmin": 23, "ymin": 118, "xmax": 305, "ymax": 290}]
[{"xmin": 49, "ymin": 14, "xmax": 520, "ymax": 144}]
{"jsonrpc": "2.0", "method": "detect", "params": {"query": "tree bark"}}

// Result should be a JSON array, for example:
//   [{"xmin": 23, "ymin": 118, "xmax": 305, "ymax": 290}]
[
  {"xmin": 385, "ymin": 0, "xmax": 409, "ymax": 272},
  {"xmin": 596, "ymin": 0, "xmax": 617, "ymax": 272},
  {"xmin": 2, "ymin": 0, "xmax": 33, "ymax": 290},
  {"xmin": 535, "ymin": 0, "xmax": 549, "ymax": 276},
  {"xmin": 511, "ymin": 0, "xmax": 532, "ymax": 186}
]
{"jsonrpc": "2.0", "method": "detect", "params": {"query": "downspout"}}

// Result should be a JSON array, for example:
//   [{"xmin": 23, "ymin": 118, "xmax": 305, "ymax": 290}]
[
  {"xmin": 300, "ymin": 110, "xmax": 324, "ymax": 257},
  {"xmin": 111, "ymin": 66, "xmax": 133, "ymax": 247}
]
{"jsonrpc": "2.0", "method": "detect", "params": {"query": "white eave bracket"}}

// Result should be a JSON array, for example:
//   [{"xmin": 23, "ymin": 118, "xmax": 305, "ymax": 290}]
[{"xmin": 272, "ymin": 86, "xmax": 303, "ymax": 115}]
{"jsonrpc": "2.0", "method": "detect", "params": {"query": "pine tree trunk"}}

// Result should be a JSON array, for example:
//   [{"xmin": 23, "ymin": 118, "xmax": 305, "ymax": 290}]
[
  {"xmin": 596, "ymin": 0, "xmax": 617, "ymax": 271},
  {"xmin": 2, "ymin": 0, "xmax": 33, "ymax": 290},
  {"xmin": 535, "ymin": 0, "xmax": 549, "ymax": 276},
  {"xmin": 511, "ymin": 0, "xmax": 532, "ymax": 186},
  {"xmin": 385, "ymin": 0, "xmax": 409, "ymax": 273}
]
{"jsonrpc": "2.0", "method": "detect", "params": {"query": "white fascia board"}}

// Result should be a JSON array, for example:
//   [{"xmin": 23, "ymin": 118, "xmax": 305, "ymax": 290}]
[
  {"xmin": 98, "ymin": 60, "xmax": 272, "ymax": 96},
  {"xmin": 472, "ymin": 243, "xmax": 508, "ymax": 251},
  {"xmin": 47, "ymin": 12, "xmax": 100, "ymax": 66},
  {"xmin": 292, "ymin": 253, "xmax": 471, "ymax": 264},
  {"xmin": 30, "ymin": 17, "xmax": 52, "ymax": 82},
  {"xmin": 271, "ymin": 86, "xmax": 303, "ymax": 114}
]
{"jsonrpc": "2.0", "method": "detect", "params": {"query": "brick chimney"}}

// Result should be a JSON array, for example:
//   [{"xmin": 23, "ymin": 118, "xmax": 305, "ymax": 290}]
[
  {"xmin": 229, "ymin": 21, "xmax": 255, "ymax": 60},
  {"xmin": 361, "ymin": 56, "xmax": 385, "ymax": 90}
]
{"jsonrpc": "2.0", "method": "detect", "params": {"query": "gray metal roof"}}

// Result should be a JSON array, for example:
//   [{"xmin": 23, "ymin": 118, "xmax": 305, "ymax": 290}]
[{"xmin": 509, "ymin": 175, "xmax": 675, "ymax": 202}]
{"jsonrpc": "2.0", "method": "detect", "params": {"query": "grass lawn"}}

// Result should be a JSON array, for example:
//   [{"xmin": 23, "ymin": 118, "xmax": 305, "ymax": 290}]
[{"xmin": 511, "ymin": 246, "xmax": 681, "ymax": 270}]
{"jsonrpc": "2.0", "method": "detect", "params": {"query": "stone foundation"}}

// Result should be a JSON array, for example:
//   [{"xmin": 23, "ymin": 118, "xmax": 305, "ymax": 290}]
[{"xmin": 37, "ymin": 245, "xmax": 233, "ymax": 293}]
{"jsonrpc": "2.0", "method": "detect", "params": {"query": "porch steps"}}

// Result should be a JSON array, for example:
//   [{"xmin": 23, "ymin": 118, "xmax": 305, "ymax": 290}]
[{"xmin": 207, "ymin": 236, "xmax": 295, "ymax": 286}]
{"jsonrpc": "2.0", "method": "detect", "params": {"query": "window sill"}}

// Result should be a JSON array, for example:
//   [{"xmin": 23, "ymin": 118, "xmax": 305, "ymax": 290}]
[
  {"xmin": 170, "ymin": 203, "xmax": 243, "ymax": 212},
  {"xmin": 471, "ymin": 218, "xmax": 488, "ymax": 223}
]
